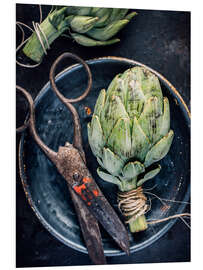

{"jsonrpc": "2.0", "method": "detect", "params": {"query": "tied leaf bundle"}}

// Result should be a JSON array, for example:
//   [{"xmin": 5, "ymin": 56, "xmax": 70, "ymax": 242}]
[
  {"xmin": 87, "ymin": 67, "xmax": 174, "ymax": 233},
  {"xmin": 22, "ymin": 6, "xmax": 137, "ymax": 63}
]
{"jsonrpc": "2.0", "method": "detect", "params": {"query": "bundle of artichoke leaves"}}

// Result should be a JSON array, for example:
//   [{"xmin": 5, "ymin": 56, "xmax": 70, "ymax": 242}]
[
  {"xmin": 23, "ymin": 6, "xmax": 137, "ymax": 63},
  {"xmin": 88, "ymin": 67, "xmax": 174, "ymax": 233}
]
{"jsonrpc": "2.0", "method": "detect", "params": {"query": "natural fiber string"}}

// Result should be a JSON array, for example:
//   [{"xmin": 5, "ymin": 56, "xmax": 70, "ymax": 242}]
[
  {"xmin": 16, "ymin": 4, "xmax": 53, "ymax": 68},
  {"xmin": 118, "ymin": 186, "xmax": 148, "ymax": 224},
  {"xmin": 147, "ymin": 213, "xmax": 191, "ymax": 225},
  {"xmin": 145, "ymin": 190, "xmax": 191, "ymax": 229},
  {"xmin": 143, "ymin": 184, "xmax": 158, "ymax": 191},
  {"xmin": 39, "ymin": 4, "xmax": 43, "ymax": 24},
  {"xmin": 117, "ymin": 186, "xmax": 191, "ymax": 228},
  {"xmin": 32, "ymin": 21, "xmax": 50, "ymax": 54},
  {"xmin": 144, "ymin": 191, "xmax": 190, "ymax": 205},
  {"xmin": 16, "ymin": 22, "xmax": 41, "ymax": 68}
]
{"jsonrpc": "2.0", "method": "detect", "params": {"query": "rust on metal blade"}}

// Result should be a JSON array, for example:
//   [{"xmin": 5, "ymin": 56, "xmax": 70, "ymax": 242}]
[
  {"xmin": 72, "ymin": 178, "xmax": 130, "ymax": 254},
  {"xmin": 78, "ymin": 187, "xmax": 130, "ymax": 255},
  {"xmin": 55, "ymin": 145, "xmax": 130, "ymax": 254},
  {"xmin": 68, "ymin": 186, "xmax": 106, "ymax": 264}
]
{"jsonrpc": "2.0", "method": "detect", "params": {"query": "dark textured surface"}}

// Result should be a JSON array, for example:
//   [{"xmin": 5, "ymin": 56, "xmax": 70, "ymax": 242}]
[{"xmin": 16, "ymin": 4, "xmax": 190, "ymax": 268}]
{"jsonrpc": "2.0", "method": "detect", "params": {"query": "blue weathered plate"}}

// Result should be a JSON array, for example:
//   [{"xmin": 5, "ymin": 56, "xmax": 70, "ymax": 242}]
[{"xmin": 19, "ymin": 57, "xmax": 190, "ymax": 256}]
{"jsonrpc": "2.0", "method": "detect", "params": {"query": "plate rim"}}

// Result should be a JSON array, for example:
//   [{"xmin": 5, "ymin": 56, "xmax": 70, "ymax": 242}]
[{"xmin": 18, "ymin": 56, "xmax": 190, "ymax": 256}]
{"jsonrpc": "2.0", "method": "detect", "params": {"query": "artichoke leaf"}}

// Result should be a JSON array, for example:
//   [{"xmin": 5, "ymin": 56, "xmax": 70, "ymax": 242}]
[
  {"xmin": 105, "ymin": 9, "xmax": 128, "ymax": 25},
  {"xmin": 102, "ymin": 148, "xmax": 124, "ymax": 176},
  {"xmin": 96, "ymin": 156, "xmax": 105, "ymax": 169},
  {"xmin": 87, "ymin": 115, "xmax": 105, "ymax": 157},
  {"xmin": 138, "ymin": 96, "xmax": 163, "ymax": 144},
  {"xmin": 92, "ymin": 8, "xmax": 112, "ymax": 27},
  {"xmin": 90, "ymin": 7, "xmax": 101, "ymax": 14},
  {"xmin": 107, "ymin": 117, "xmax": 131, "ymax": 159},
  {"xmin": 100, "ymin": 95, "xmax": 129, "ymax": 139},
  {"xmin": 110, "ymin": 9, "xmax": 128, "ymax": 22},
  {"xmin": 94, "ymin": 89, "xmax": 106, "ymax": 117},
  {"xmin": 141, "ymin": 69, "xmax": 163, "ymax": 108},
  {"xmin": 71, "ymin": 33, "xmax": 120, "ymax": 46},
  {"xmin": 144, "ymin": 130, "xmax": 174, "ymax": 167},
  {"xmin": 70, "ymin": 16, "xmax": 99, "ymax": 34},
  {"xmin": 106, "ymin": 74, "xmax": 126, "ymax": 102},
  {"xmin": 122, "ymin": 161, "xmax": 145, "ymax": 180},
  {"xmin": 90, "ymin": 7, "xmax": 110, "ymax": 18},
  {"xmin": 66, "ymin": 6, "xmax": 92, "ymax": 16},
  {"xmin": 125, "ymin": 11, "xmax": 138, "ymax": 21},
  {"xmin": 48, "ymin": 7, "xmax": 68, "ymax": 29},
  {"xmin": 137, "ymin": 164, "xmax": 161, "ymax": 186},
  {"xmin": 123, "ymin": 69, "xmax": 146, "ymax": 119},
  {"xmin": 131, "ymin": 116, "xmax": 151, "ymax": 162},
  {"xmin": 107, "ymin": 74, "xmax": 121, "ymax": 93},
  {"xmin": 95, "ymin": 13, "xmax": 111, "ymax": 28},
  {"xmin": 97, "ymin": 167, "xmax": 122, "ymax": 188},
  {"xmin": 87, "ymin": 19, "xmax": 129, "ymax": 41},
  {"xmin": 159, "ymin": 97, "xmax": 170, "ymax": 138}
]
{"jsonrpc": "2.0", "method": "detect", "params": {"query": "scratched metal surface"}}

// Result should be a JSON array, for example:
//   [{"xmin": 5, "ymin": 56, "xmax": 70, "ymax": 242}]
[{"xmin": 16, "ymin": 4, "xmax": 190, "ymax": 267}]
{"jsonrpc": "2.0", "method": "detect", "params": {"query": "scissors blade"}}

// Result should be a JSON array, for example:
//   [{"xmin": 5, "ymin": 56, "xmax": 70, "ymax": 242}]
[
  {"xmin": 72, "ymin": 177, "xmax": 130, "ymax": 254},
  {"xmin": 56, "ymin": 146, "xmax": 130, "ymax": 254},
  {"xmin": 68, "ymin": 186, "xmax": 106, "ymax": 264}
]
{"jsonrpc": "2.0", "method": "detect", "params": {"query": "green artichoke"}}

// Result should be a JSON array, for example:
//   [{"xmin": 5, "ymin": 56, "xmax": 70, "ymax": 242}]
[
  {"xmin": 67, "ymin": 6, "xmax": 137, "ymax": 45},
  {"xmin": 22, "ymin": 6, "xmax": 137, "ymax": 63},
  {"xmin": 87, "ymin": 66, "xmax": 174, "ymax": 233}
]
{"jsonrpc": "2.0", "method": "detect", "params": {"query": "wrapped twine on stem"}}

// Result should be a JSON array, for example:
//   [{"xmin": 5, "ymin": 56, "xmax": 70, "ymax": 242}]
[
  {"xmin": 16, "ymin": 5, "xmax": 53, "ymax": 68},
  {"xmin": 118, "ymin": 186, "xmax": 190, "ymax": 228},
  {"xmin": 118, "ymin": 187, "xmax": 148, "ymax": 224}
]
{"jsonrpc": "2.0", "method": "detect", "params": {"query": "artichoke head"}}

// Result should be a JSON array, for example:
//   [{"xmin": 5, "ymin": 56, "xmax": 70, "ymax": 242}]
[
  {"xmin": 68, "ymin": 7, "xmax": 137, "ymax": 46},
  {"xmin": 87, "ymin": 67, "xmax": 174, "ymax": 232}
]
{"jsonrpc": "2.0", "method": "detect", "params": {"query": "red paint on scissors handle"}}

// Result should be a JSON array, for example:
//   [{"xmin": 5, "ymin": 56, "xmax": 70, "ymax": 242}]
[
  {"xmin": 73, "ymin": 183, "xmax": 86, "ymax": 195},
  {"xmin": 73, "ymin": 184, "xmax": 87, "ymax": 201},
  {"xmin": 73, "ymin": 178, "xmax": 99, "ymax": 203},
  {"xmin": 83, "ymin": 177, "xmax": 92, "ymax": 183},
  {"xmin": 92, "ymin": 189, "xmax": 99, "ymax": 197}
]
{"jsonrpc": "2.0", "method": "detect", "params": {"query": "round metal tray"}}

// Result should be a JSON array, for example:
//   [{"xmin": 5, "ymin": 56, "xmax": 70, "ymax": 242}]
[{"xmin": 19, "ymin": 57, "xmax": 190, "ymax": 256}]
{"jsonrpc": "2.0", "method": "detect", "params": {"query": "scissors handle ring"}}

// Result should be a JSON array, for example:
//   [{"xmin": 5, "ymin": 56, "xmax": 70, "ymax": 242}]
[
  {"xmin": 49, "ymin": 52, "xmax": 92, "ymax": 104},
  {"xmin": 16, "ymin": 85, "xmax": 57, "ymax": 161},
  {"xmin": 16, "ymin": 85, "xmax": 33, "ymax": 133}
]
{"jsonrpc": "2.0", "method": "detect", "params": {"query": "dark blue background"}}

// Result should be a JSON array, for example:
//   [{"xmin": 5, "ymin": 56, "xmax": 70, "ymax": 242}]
[{"xmin": 16, "ymin": 4, "xmax": 190, "ymax": 267}]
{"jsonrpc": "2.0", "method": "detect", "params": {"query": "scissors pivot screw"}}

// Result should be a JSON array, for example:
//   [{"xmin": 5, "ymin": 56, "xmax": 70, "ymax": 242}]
[{"xmin": 73, "ymin": 172, "xmax": 80, "ymax": 181}]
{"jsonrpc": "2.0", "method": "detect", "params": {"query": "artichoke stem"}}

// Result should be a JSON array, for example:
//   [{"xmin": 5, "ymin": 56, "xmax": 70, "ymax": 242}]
[
  {"xmin": 129, "ymin": 215, "xmax": 148, "ymax": 233},
  {"xmin": 119, "ymin": 179, "xmax": 148, "ymax": 233},
  {"xmin": 120, "ymin": 177, "xmax": 137, "ymax": 192},
  {"xmin": 23, "ymin": 10, "xmax": 69, "ymax": 63}
]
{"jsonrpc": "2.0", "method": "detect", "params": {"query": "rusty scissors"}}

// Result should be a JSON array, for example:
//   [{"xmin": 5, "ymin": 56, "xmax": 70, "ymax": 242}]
[{"xmin": 16, "ymin": 52, "xmax": 130, "ymax": 264}]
